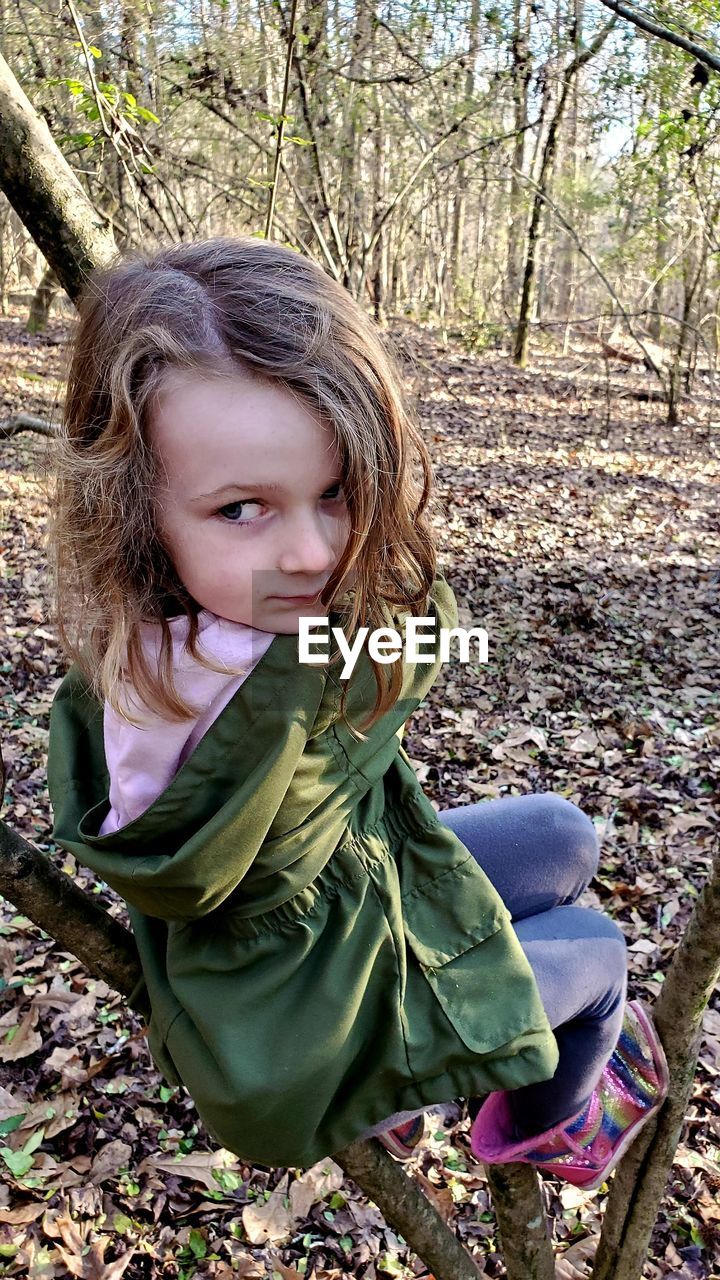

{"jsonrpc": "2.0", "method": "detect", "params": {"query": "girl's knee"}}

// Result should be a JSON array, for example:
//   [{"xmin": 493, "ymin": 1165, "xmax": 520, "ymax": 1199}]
[
  {"xmin": 550, "ymin": 793, "xmax": 597, "ymax": 885},
  {"xmin": 573, "ymin": 909, "xmax": 629, "ymax": 996},
  {"xmin": 595, "ymin": 927, "xmax": 629, "ymax": 1004},
  {"xmin": 541, "ymin": 794, "xmax": 600, "ymax": 893}
]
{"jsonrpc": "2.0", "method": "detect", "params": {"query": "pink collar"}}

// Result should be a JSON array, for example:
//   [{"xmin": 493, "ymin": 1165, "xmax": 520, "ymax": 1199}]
[{"xmin": 99, "ymin": 612, "xmax": 275, "ymax": 834}]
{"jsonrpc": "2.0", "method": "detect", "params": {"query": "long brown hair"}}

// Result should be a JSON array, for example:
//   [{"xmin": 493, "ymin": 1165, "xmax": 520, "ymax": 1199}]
[{"xmin": 46, "ymin": 235, "xmax": 440, "ymax": 739}]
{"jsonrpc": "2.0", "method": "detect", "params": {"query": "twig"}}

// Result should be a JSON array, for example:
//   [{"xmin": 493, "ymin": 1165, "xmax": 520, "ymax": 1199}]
[
  {"xmin": 264, "ymin": 0, "xmax": 299, "ymax": 240},
  {"xmin": 0, "ymin": 412, "xmax": 58, "ymax": 439}
]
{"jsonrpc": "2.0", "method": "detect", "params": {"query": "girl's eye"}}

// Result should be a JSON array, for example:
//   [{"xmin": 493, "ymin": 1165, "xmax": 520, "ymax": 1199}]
[
  {"xmin": 217, "ymin": 485, "xmax": 345, "ymax": 525},
  {"xmin": 323, "ymin": 483, "xmax": 344, "ymax": 501},
  {"xmin": 217, "ymin": 500, "xmax": 262, "ymax": 524}
]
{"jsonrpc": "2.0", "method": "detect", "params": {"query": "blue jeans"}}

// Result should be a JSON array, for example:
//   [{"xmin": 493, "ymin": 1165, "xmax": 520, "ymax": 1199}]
[{"xmin": 437, "ymin": 793, "xmax": 627, "ymax": 1135}]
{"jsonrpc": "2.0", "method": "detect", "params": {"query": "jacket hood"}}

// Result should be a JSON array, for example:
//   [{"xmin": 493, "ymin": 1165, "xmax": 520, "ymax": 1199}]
[{"xmin": 47, "ymin": 574, "xmax": 460, "ymax": 922}]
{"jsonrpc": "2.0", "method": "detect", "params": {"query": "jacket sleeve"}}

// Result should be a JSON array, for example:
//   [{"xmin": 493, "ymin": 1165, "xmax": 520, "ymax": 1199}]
[
  {"xmin": 47, "ymin": 649, "xmax": 327, "ymax": 923},
  {"xmin": 330, "ymin": 572, "xmax": 460, "ymax": 789}
]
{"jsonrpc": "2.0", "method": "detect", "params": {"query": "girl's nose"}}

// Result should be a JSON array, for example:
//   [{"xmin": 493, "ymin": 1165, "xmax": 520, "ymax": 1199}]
[{"xmin": 277, "ymin": 513, "xmax": 337, "ymax": 576}]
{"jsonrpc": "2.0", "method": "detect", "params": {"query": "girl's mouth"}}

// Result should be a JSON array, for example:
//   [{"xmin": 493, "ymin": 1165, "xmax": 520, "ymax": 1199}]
[{"xmin": 273, "ymin": 592, "xmax": 323, "ymax": 605}]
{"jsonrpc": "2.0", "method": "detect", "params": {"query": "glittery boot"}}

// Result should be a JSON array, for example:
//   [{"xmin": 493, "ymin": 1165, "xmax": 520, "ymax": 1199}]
[
  {"xmin": 376, "ymin": 1112, "xmax": 427, "ymax": 1161},
  {"xmin": 470, "ymin": 999, "xmax": 669, "ymax": 1190}
]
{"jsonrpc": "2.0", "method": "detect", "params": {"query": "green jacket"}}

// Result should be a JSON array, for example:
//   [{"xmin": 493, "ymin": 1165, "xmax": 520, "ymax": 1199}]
[{"xmin": 47, "ymin": 574, "xmax": 558, "ymax": 1168}]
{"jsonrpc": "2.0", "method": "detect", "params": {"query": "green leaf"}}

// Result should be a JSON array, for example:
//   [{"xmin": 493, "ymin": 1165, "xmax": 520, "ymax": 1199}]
[
  {"xmin": 377, "ymin": 1255, "xmax": 406, "ymax": 1277},
  {"xmin": 0, "ymin": 1147, "xmax": 34, "ymax": 1177},
  {"xmin": 23, "ymin": 1127, "xmax": 46, "ymax": 1157},
  {"xmin": 188, "ymin": 1228, "xmax": 207, "ymax": 1258},
  {"xmin": 0, "ymin": 1114, "xmax": 25, "ymax": 1137},
  {"xmin": 212, "ymin": 1167, "xmax": 242, "ymax": 1191}
]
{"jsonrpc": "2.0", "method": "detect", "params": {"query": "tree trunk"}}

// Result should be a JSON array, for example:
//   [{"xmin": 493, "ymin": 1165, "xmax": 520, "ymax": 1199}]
[
  {"xmin": 507, "ymin": 0, "xmax": 532, "ymax": 313},
  {"xmin": 26, "ymin": 261, "xmax": 58, "ymax": 333},
  {"xmin": 485, "ymin": 1163, "xmax": 554, "ymax": 1280},
  {"xmin": 592, "ymin": 836, "xmax": 720, "ymax": 1279},
  {"xmin": 450, "ymin": 0, "xmax": 481, "ymax": 316},
  {"xmin": 559, "ymin": 0, "xmax": 584, "ymax": 340},
  {"xmin": 370, "ymin": 83, "xmax": 387, "ymax": 324},
  {"xmin": 513, "ymin": 18, "xmax": 616, "ymax": 366},
  {"xmin": 336, "ymin": 0, "xmax": 374, "ymax": 294},
  {"xmin": 0, "ymin": 51, "xmax": 116, "ymax": 301},
  {"xmin": 649, "ymin": 54, "xmax": 669, "ymax": 346}
]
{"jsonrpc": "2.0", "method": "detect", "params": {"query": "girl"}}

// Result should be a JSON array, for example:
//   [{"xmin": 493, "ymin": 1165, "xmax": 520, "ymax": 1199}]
[{"xmin": 45, "ymin": 235, "xmax": 667, "ymax": 1187}]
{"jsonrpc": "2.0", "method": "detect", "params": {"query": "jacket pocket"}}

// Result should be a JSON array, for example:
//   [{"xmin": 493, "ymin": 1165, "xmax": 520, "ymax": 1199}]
[{"xmin": 401, "ymin": 858, "xmax": 537, "ymax": 1055}]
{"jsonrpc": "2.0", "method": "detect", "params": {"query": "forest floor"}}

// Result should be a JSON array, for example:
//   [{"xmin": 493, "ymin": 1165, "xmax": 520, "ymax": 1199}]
[{"xmin": 0, "ymin": 306, "xmax": 718, "ymax": 1280}]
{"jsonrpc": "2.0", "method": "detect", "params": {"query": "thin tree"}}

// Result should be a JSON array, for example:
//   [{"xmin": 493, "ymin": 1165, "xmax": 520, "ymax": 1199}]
[{"xmin": 513, "ymin": 17, "xmax": 617, "ymax": 365}]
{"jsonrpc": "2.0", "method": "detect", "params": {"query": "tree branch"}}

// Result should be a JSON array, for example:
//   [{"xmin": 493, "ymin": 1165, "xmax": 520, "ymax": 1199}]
[
  {"xmin": 592, "ymin": 837, "xmax": 720, "ymax": 1279},
  {"xmin": 0, "ymin": 51, "xmax": 116, "ymax": 300},
  {"xmin": 0, "ymin": 412, "xmax": 58, "ymax": 439},
  {"xmin": 597, "ymin": 0, "xmax": 720, "ymax": 73}
]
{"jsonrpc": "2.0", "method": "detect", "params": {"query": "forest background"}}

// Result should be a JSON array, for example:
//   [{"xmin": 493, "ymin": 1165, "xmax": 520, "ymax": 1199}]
[{"xmin": 0, "ymin": 2, "xmax": 718, "ymax": 1280}]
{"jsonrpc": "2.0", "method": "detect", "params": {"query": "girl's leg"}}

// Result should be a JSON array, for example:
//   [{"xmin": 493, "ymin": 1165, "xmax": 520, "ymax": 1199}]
[
  {"xmin": 436, "ymin": 792, "xmax": 599, "ymax": 920},
  {"xmin": 510, "ymin": 905, "xmax": 627, "ymax": 1133},
  {"xmin": 436, "ymin": 793, "xmax": 627, "ymax": 1135}
]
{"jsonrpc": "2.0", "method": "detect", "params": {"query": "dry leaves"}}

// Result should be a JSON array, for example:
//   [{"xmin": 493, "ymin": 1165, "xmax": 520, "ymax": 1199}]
[{"xmin": 1, "ymin": 316, "xmax": 718, "ymax": 1276}]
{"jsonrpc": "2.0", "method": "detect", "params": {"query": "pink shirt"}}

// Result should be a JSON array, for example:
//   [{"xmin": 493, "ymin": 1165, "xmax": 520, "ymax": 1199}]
[{"xmin": 98, "ymin": 612, "xmax": 276, "ymax": 835}]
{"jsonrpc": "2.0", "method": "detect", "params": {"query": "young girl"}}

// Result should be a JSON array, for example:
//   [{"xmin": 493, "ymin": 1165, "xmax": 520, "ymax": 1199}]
[{"xmin": 45, "ymin": 235, "xmax": 667, "ymax": 1187}]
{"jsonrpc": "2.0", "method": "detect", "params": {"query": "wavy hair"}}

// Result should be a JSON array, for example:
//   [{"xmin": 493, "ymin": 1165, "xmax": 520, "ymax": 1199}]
[{"xmin": 46, "ymin": 235, "xmax": 440, "ymax": 739}]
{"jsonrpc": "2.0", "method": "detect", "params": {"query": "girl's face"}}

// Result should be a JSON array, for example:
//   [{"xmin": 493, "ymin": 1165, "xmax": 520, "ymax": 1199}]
[{"xmin": 149, "ymin": 370, "xmax": 353, "ymax": 633}]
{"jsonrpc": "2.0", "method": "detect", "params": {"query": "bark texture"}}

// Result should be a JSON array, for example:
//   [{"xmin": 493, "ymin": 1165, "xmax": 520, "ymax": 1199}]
[
  {"xmin": 592, "ymin": 837, "xmax": 720, "ymax": 1280},
  {"xmin": 0, "ymin": 51, "xmax": 116, "ymax": 301},
  {"xmin": 484, "ymin": 1163, "xmax": 555, "ymax": 1280}
]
